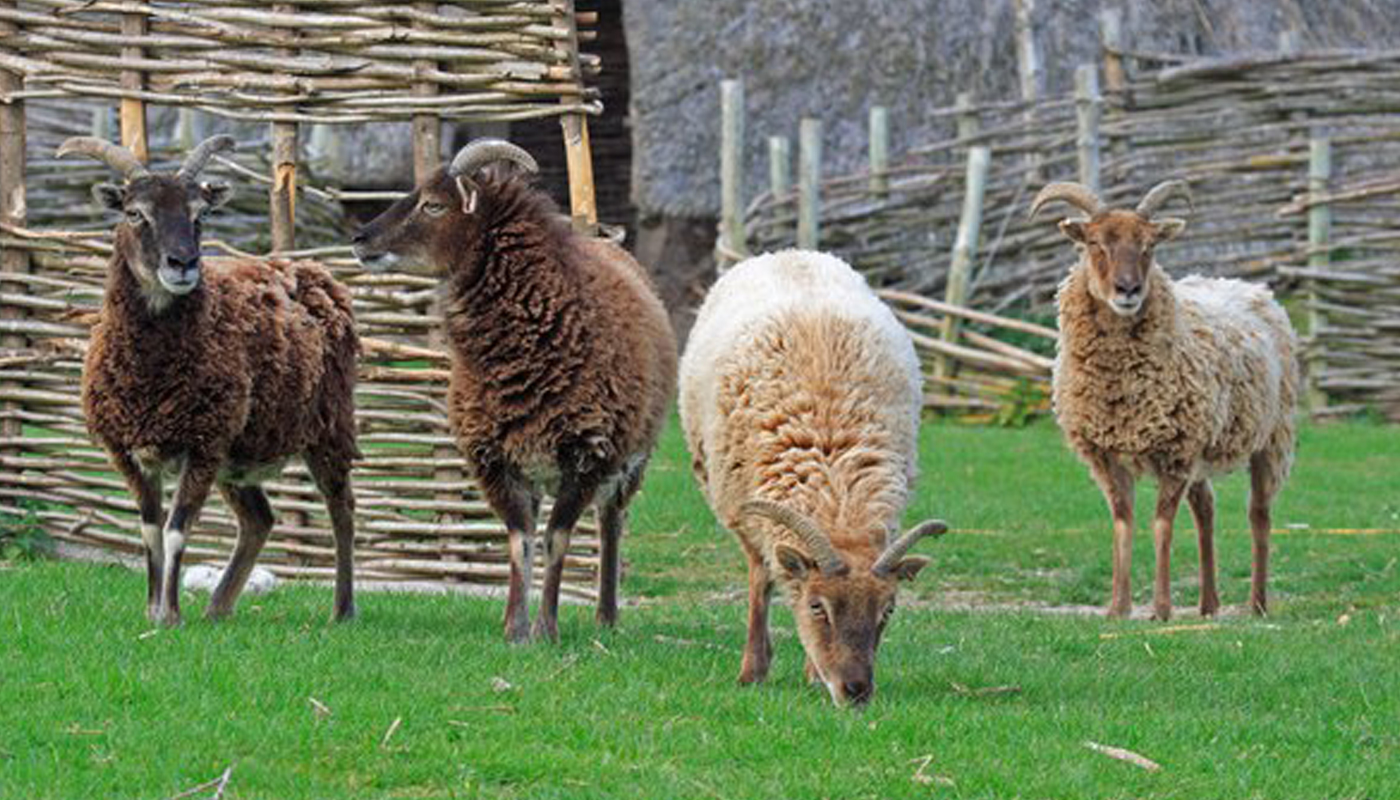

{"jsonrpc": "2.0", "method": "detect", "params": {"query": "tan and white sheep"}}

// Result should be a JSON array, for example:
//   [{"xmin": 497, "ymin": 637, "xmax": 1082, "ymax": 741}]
[
  {"xmin": 679, "ymin": 249, "xmax": 946, "ymax": 706},
  {"xmin": 1032, "ymin": 180, "xmax": 1300, "ymax": 620}
]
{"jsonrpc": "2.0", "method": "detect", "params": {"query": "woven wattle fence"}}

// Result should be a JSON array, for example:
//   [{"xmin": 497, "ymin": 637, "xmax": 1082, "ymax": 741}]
[
  {"xmin": 736, "ymin": 47, "xmax": 1400, "ymax": 421},
  {"xmin": 0, "ymin": 0, "xmax": 609, "ymax": 599}
]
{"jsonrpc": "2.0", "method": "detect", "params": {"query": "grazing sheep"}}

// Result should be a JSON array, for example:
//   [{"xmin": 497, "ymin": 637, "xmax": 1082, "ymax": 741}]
[
  {"xmin": 1031, "ymin": 180, "xmax": 1299, "ymax": 620},
  {"xmin": 679, "ymin": 249, "xmax": 947, "ymax": 706},
  {"xmin": 351, "ymin": 139, "xmax": 677, "ymax": 643},
  {"xmin": 61, "ymin": 136, "xmax": 360, "ymax": 627}
]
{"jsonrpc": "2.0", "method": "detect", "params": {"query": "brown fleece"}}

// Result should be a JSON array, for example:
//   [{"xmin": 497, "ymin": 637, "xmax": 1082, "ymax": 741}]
[
  {"xmin": 83, "ymin": 242, "xmax": 359, "ymax": 476},
  {"xmin": 436, "ymin": 176, "xmax": 677, "ymax": 496}
]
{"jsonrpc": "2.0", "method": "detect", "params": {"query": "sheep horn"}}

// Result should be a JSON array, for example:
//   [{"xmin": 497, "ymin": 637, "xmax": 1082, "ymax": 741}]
[
  {"xmin": 177, "ymin": 135, "xmax": 236, "ymax": 181},
  {"xmin": 448, "ymin": 138, "xmax": 539, "ymax": 178},
  {"xmin": 55, "ymin": 136, "xmax": 149, "ymax": 180},
  {"xmin": 741, "ymin": 500, "xmax": 847, "ymax": 576},
  {"xmin": 1136, "ymin": 179, "xmax": 1193, "ymax": 218},
  {"xmin": 871, "ymin": 519, "xmax": 948, "ymax": 576},
  {"xmin": 1029, "ymin": 181, "xmax": 1103, "ymax": 220}
]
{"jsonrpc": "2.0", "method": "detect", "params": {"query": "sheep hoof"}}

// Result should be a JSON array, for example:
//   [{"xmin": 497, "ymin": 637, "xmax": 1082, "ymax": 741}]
[
  {"xmin": 504, "ymin": 621, "xmax": 532, "ymax": 645},
  {"xmin": 156, "ymin": 611, "xmax": 183, "ymax": 628},
  {"xmin": 737, "ymin": 668, "xmax": 767, "ymax": 685},
  {"xmin": 1106, "ymin": 603, "xmax": 1132, "ymax": 619},
  {"xmin": 204, "ymin": 606, "xmax": 232, "ymax": 623},
  {"xmin": 1199, "ymin": 597, "xmax": 1220, "ymax": 618},
  {"xmin": 595, "ymin": 607, "xmax": 618, "ymax": 628},
  {"xmin": 1249, "ymin": 598, "xmax": 1268, "ymax": 617},
  {"xmin": 1151, "ymin": 605, "xmax": 1173, "ymax": 622},
  {"xmin": 529, "ymin": 618, "xmax": 559, "ymax": 643}
]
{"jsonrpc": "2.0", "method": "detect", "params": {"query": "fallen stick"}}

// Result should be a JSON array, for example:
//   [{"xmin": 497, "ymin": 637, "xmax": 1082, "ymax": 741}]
[
  {"xmin": 1099, "ymin": 623, "xmax": 1219, "ymax": 640},
  {"xmin": 166, "ymin": 765, "xmax": 234, "ymax": 800},
  {"xmin": 1084, "ymin": 741, "xmax": 1161, "ymax": 772}
]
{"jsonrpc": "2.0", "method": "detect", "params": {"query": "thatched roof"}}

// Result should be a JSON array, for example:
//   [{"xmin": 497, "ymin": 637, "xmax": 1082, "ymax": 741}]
[{"xmin": 623, "ymin": 0, "xmax": 1400, "ymax": 218}]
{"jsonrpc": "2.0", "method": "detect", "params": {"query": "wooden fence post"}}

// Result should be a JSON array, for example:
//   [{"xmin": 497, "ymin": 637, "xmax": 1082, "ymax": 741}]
[
  {"xmin": 869, "ymin": 106, "xmax": 889, "ymax": 198},
  {"xmin": 1074, "ymin": 64, "xmax": 1102, "ymax": 195},
  {"xmin": 797, "ymin": 118, "xmax": 822, "ymax": 251},
  {"xmin": 412, "ymin": 1, "xmax": 443, "ymax": 184},
  {"xmin": 717, "ymin": 79, "xmax": 747, "ymax": 271},
  {"xmin": 1, "ymin": 0, "xmax": 30, "ymax": 442},
  {"xmin": 553, "ymin": 0, "xmax": 597, "ymax": 234},
  {"xmin": 119, "ymin": 11, "xmax": 148, "ymax": 164},
  {"xmin": 769, "ymin": 135, "xmax": 791, "ymax": 199},
  {"xmin": 935, "ymin": 146, "xmax": 991, "ymax": 380},
  {"xmin": 1099, "ymin": 8, "xmax": 1130, "ymax": 182},
  {"xmin": 956, "ymin": 91, "xmax": 979, "ymax": 143},
  {"xmin": 1306, "ymin": 135, "xmax": 1331, "ymax": 412},
  {"xmin": 269, "ymin": 3, "xmax": 298, "ymax": 253},
  {"xmin": 1013, "ymin": 0, "xmax": 1042, "ymax": 182}
]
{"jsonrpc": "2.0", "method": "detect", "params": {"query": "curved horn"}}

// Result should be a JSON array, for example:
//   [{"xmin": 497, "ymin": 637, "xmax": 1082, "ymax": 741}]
[
  {"xmin": 55, "ymin": 136, "xmax": 149, "ymax": 180},
  {"xmin": 1029, "ymin": 181, "xmax": 1103, "ymax": 220},
  {"xmin": 1135, "ymin": 179, "xmax": 1193, "ymax": 219},
  {"xmin": 448, "ymin": 138, "xmax": 539, "ymax": 178},
  {"xmin": 177, "ymin": 134, "xmax": 236, "ymax": 181},
  {"xmin": 741, "ymin": 500, "xmax": 847, "ymax": 575},
  {"xmin": 871, "ymin": 519, "xmax": 948, "ymax": 576}
]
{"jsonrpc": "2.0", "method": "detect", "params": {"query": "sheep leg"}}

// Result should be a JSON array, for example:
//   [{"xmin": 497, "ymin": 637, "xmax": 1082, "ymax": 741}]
[
  {"xmin": 307, "ymin": 454, "xmax": 357, "ymax": 622},
  {"xmin": 1187, "ymin": 479, "xmax": 1220, "ymax": 617},
  {"xmin": 157, "ymin": 459, "xmax": 216, "ymax": 627},
  {"xmin": 480, "ymin": 466, "xmax": 536, "ymax": 643},
  {"xmin": 532, "ymin": 478, "xmax": 597, "ymax": 643},
  {"xmin": 114, "ymin": 453, "xmax": 166, "ymax": 622},
  {"xmin": 205, "ymin": 483, "xmax": 274, "ymax": 621},
  {"xmin": 1091, "ymin": 456, "xmax": 1136, "ymax": 618},
  {"xmin": 1248, "ymin": 452, "xmax": 1279, "ymax": 616},
  {"xmin": 596, "ymin": 459, "xmax": 644, "ymax": 627},
  {"xmin": 1151, "ymin": 477, "xmax": 1188, "ymax": 621},
  {"xmin": 738, "ymin": 544, "xmax": 773, "ymax": 685}
]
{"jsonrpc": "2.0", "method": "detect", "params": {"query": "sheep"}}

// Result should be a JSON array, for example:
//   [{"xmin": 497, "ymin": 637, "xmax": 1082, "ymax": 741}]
[
  {"xmin": 678, "ymin": 249, "xmax": 947, "ymax": 706},
  {"xmin": 59, "ymin": 135, "xmax": 360, "ymax": 627},
  {"xmin": 351, "ymin": 138, "xmax": 677, "ymax": 643},
  {"xmin": 1031, "ymin": 180, "xmax": 1299, "ymax": 621}
]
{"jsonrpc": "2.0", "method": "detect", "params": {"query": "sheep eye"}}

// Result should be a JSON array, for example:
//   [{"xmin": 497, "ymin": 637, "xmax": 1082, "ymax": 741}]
[
  {"xmin": 124, "ymin": 209, "xmax": 144, "ymax": 226},
  {"xmin": 421, "ymin": 201, "xmax": 448, "ymax": 216},
  {"xmin": 809, "ymin": 601, "xmax": 827, "ymax": 620}
]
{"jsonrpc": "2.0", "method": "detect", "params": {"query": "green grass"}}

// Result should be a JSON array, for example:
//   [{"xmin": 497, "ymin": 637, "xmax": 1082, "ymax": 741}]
[{"xmin": 3, "ymin": 418, "xmax": 1398, "ymax": 798}]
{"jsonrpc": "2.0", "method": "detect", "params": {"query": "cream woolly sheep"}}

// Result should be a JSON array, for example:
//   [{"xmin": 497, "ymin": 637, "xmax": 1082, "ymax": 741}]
[
  {"xmin": 679, "ymin": 249, "xmax": 946, "ymax": 706},
  {"xmin": 1032, "ymin": 180, "xmax": 1299, "ymax": 621}
]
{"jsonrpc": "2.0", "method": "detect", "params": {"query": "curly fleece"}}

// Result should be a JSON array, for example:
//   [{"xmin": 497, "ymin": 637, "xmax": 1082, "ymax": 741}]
[
  {"xmin": 679, "ymin": 249, "xmax": 923, "ymax": 566},
  {"xmin": 1053, "ymin": 263, "xmax": 1298, "ymax": 485}
]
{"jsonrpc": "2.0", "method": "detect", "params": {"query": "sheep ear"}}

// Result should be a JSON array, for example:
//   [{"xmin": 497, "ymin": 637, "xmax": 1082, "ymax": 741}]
[
  {"xmin": 774, "ymin": 544, "xmax": 815, "ymax": 581},
  {"xmin": 92, "ymin": 183, "xmax": 125, "ymax": 212},
  {"xmin": 454, "ymin": 175, "xmax": 479, "ymax": 215},
  {"xmin": 1059, "ymin": 219, "xmax": 1088, "ymax": 243},
  {"xmin": 200, "ymin": 180, "xmax": 233, "ymax": 210},
  {"xmin": 1154, "ymin": 217, "xmax": 1186, "ymax": 241},
  {"xmin": 891, "ymin": 555, "xmax": 931, "ymax": 582}
]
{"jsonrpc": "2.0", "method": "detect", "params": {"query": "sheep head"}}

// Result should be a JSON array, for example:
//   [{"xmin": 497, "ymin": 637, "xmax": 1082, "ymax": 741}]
[
  {"xmin": 742, "ymin": 500, "xmax": 947, "ymax": 706},
  {"xmin": 58, "ymin": 136, "xmax": 234, "ymax": 307},
  {"xmin": 1031, "ymin": 180, "xmax": 1192, "ymax": 317},
  {"xmin": 352, "ymin": 138, "xmax": 538, "ymax": 277}
]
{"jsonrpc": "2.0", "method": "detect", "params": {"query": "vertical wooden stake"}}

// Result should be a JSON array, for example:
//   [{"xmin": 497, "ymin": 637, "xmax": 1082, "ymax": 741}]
[
  {"xmin": 412, "ymin": 1, "xmax": 441, "ymax": 184},
  {"xmin": 1306, "ymin": 135, "xmax": 1331, "ymax": 412},
  {"xmin": 0, "ymin": 0, "xmax": 30, "ymax": 441},
  {"xmin": 935, "ymin": 146, "xmax": 991, "ymax": 381},
  {"xmin": 1074, "ymin": 64, "xmax": 1102, "ymax": 196},
  {"xmin": 797, "ymin": 117, "xmax": 822, "ymax": 251},
  {"xmin": 269, "ymin": 4, "xmax": 299, "ymax": 253},
  {"xmin": 955, "ymin": 91, "xmax": 979, "ymax": 143},
  {"xmin": 119, "ymin": 12, "xmax": 148, "ymax": 164},
  {"xmin": 554, "ymin": 0, "xmax": 597, "ymax": 234},
  {"xmin": 868, "ymin": 106, "xmax": 889, "ymax": 198},
  {"xmin": 768, "ymin": 135, "xmax": 791, "ymax": 200},
  {"xmin": 717, "ymin": 79, "xmax": 746, "ymax": 271},
  {"xmin": 1099, "ymin": 8, "xmax": 1130, "ymax": 181},
  {"xmin": 1013, "ymin": 0, "xmax": 1042, "ymax": 182}
]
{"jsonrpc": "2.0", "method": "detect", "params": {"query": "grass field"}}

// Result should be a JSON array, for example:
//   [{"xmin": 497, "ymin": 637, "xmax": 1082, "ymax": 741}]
[{"xmin": 2, "ymin": 417, "xmax": 1398, "ymax": 798}]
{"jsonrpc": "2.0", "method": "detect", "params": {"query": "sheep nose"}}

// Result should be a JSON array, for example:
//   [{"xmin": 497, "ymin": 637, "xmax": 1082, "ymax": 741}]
[
  {"xmin": 351, "ymin": 229, "xmax": 368, "ymax": 245},
  {"xmin": 1114, "ymin": 279, "xmax": 1141, "ymax": 296},
  {"xmin": 165, "ymin": 253, "xmax": 200, "ymax": 274},
  {"xmin": 842, "ymin": 680, "xmax": 872, "ymax": 704}
]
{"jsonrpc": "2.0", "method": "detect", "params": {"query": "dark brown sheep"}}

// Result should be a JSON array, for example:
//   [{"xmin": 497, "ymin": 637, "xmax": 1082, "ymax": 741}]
[
  {"xmin": 60, "ymin": 136, "xmax": 359, "ymax": 627},
  {"xmin": 353, "ymin": 139, "xmax": 677, "ymax": 643}
]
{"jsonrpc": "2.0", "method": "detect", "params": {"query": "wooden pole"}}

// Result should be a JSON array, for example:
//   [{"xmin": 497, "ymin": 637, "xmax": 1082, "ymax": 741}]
[
  {"xmin": 955, "ymin": 91, "xmax": 980, "ymax": 143},
  {"xmin": 1099, "ymin": 8, "xmax": 1130, "ymax": 182},
  {"xmin": 412, "ymin": 1, "xmax": 442, "ymax": 184},
  {"xmin": 554, "ymin": 0, "xmax": 597, "ymax": 234},
  {"xmin": 797, "ymin": 118, "xmax": 822, "ymax": 251},
  {"xmin": 1013, "ymin": 0, "xmax": 1042, "ymax": 182},
  {"xmin": 119, "ymin": 12, "xmax": 148, "ymax": 164},
  {"xmin": 1074, "ymin": 64, "xmax": 1102, "ymax": 196},
  {"xmin": 935, "ymin": 146, "xmax": 991, "ymax": 381},
  {"xmin": 269, "ymin": 3, "xmax": 298, "ymax": 253},
  {"xmin": 1306, "ymin": 135, "xmax": 1331, "ymax": 412},
  {"xmin": 768, "ymin": 135, "xmax": 791, "ymax": 200},
  {"xmin": 869, "ymin": 106, "xmax": 889, "ymax": 198},
  {"xmin": 1, "ymin": 1, "xmax": 30, "ymax": 441},
  {"xmin": 717, "ymin": 79, "xmax": 746, "ymax": 270}
]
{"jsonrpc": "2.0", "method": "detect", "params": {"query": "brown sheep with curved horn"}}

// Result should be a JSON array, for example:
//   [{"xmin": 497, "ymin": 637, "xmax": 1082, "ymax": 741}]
[
  {"xmin": 1032, "ymin": 179, "xmax": 1298, "ymax": 621},
  {"xmin": 680, "ymin": 249, "xmax": 948, "ymax": 707},
  {"xmin": 63, "ymin": 135, "xmax": 360, "ymax": 627},
  {"xmin": 352, "ymin": 138, "xmax": 676, "ymax": 644}
]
